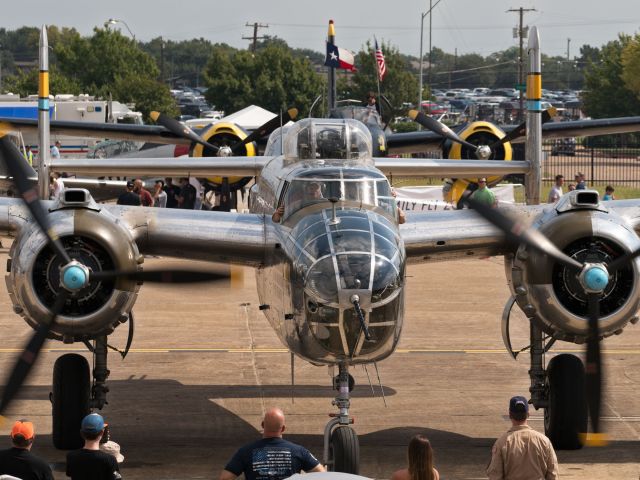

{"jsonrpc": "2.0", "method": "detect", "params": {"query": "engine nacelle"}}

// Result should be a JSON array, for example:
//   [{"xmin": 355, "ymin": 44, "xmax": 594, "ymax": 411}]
[
  {"xmin": 7, "ymin": 199, "xmax": 142, "ymax": 342},
  {"xmin": 508, "ymin": 198, "xmax": 640, "ymax": 343}
]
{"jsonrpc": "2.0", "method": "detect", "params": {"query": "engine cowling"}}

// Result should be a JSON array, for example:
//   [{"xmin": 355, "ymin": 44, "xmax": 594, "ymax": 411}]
[
  {"xmin": 508, "ymin": 206, "xmax": 640, "ymax": 343},
  {"xmin": 191, "ymin": 121, "xmax": 257, "ymax": 190},
  {"xmin": 7, "ymin": 205, "xmax": 142, "ymax": 342}
]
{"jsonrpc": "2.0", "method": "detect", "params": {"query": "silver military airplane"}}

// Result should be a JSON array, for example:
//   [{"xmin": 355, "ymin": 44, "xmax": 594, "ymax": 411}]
[{"xmin": 1, "ymin": 25, "xmax": 640, "ymax": 474}]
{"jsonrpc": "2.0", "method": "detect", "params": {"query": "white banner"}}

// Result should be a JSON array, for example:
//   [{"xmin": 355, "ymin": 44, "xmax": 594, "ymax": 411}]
[{"xmin": 394, "ymin": 185, "xmax": 516, "ymax": 212}]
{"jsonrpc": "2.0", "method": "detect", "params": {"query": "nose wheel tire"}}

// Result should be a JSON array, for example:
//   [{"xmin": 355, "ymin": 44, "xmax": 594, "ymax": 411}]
[
  {"xmin": 52, "ymin": 354, "xmax": 90, "ymax": 449},
  {"xmin": 329, "ymin": 426, "xmax": 360, "ymax": 474},
  {"xmin": 544, "ymin": 353, "xmax": 588, "ymax": 450}
]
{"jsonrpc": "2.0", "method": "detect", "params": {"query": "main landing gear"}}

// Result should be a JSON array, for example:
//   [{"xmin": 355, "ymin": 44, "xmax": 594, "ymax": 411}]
[
  {"xmin": 528, "ymin": 324, "xmax": 587, "ymax": 450},
  {"xmin": 51, "ymin": 336, "xmax": 111, "ymax": 449},
  {"xmin": 323, "ymin": 363, "xmax": 360, "ymax": 474}
]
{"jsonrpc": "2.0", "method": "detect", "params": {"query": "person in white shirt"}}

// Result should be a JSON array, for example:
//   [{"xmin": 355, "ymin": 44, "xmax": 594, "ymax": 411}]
[
  {"xmin": 50, "ymin": 172, "xmax": 65, "ymax": 200},
  {"xmin": 547, "ymin": 174, "xmax": 564, "ymax": 203},
  {"xmin": 50, "ymin": 141, "xmax": 61, "ymax": 159}
]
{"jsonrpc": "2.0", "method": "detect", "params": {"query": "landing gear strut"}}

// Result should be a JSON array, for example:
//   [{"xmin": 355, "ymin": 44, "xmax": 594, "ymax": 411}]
[
  {"xmin": 51, "ymin": 335, "xmax": 111, "ymax": 449},
  {"xmin": 528, "ymin": 324, "xmax": 587, "ymax": 450},
  {"xmin": 323, "ymin": 363, "xmax": 360, "ymax": 474}
]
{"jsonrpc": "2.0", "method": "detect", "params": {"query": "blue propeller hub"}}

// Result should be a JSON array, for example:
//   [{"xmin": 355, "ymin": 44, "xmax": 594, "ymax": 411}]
[
  {"xmin": 583, "ymin": 265, "xmax": 609, "ymax": 292},
  {"xmin": 62, "ymin": 264, "xmax": 89, "ymax": 291}
]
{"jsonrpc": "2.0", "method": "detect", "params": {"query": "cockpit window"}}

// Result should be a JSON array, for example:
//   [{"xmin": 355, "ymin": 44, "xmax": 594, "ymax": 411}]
[
  {"xmin": 283, "ymin": 118, "xmax": 373, "ymax": 164},
  {"xmin": 281, "ymin": 168, "xmax": 395, "ymax": 220}
]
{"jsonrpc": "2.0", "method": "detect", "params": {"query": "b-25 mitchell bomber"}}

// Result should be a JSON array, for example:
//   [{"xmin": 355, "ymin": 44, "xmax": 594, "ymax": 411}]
[{"xmin": 1, "ymin": 25, "xmax": 640, "ymax": 474}]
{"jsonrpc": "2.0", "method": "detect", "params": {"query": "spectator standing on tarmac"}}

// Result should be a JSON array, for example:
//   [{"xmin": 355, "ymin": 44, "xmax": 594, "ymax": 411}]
[
  {"xmin": 391, "ymin": 434, "xmax": 440, "ymax": 480},
  {"xmin": 603, "ymin": 185, "xmax": 616, "ymax": 201},
  {"xmin": 153, "ymin": 180, "xmax": 167, "ymax": 208},
  {"xmin": 117, "ymin": 181, "xmax": 141, "ymax": 206},
  {"xmin": 163, "ymin": 177, "xmax": 181, "ymax": 208},
  {"xmin": 486, "ymin": 396, "xmax": 558, "ymax": 480},
  {"xmin": 547, "ymin": 175, "xmax": 564, "ymax": 203},
  {"xmin": 470, "ymin": 178, "xmax": 497, "ymax": 208},
  {"xmin": 178, "ymin": 177, "xmax": 197, "ymax": 209},
  {"xmin": 0, "ymin": 420, "xmax": 53, "ymax": 480},
  {"xmin": 219, "ymin": 407, "xmax": 325, "ymax": 480},
  {"xmin": 134, "ymin": 178, "xmax": 153, "ymax": 207},
  {"xmin": 24, "ymin": 146, "xmax": 34, "ymax": 166},
  {"xmin": 575, "ymin": 172, "xmax": 586, "ymax": 190},
  {"xmin": 51, "ymin": 141, "xmax": 61, "ymax": 159},
  {"xmin": 66, "ymin": 413, "xmax": 122, "ymax": 480}
]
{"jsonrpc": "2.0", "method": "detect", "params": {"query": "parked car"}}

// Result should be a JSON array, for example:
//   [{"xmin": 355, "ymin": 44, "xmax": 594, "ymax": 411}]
[
  {"xmin": 551, "ymin": 137, "xmax": 576, "ymax": 156},
  {"xmin": 420, "ymin": 102, "xmax": 447, "ymax": 114}
]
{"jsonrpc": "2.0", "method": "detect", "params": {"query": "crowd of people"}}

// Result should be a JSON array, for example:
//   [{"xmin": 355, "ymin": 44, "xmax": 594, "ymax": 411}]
[
  {"xmin": 1, "ymin": 397, "xmax": 559, "ymax": 480},
  {"xmin": 115, "ymin": 177, "xmax": 209, "ymax": 209},
  {"xmin": 547, "ymin": 172, "xmax": 616, "ymax": 203}
]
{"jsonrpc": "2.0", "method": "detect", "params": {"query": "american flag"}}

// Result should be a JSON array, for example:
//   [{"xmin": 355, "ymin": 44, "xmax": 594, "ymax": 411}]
[{"xmin": 375, "ymin": 38, "xmax": 386, "ymax": 82}]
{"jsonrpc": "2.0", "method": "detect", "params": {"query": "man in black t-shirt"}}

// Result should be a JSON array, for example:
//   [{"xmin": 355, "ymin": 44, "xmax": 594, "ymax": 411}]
[
  {"xmin": 178, "ymin": 177, "xmax": 197, "ymax": 209},
  {"xmin": 0, "ymin": 420, "xmax": 53, "ymax": 480},
  {"xmin": 163, "ymin": 177, "xmax": 181, "ymax": 208},
  {"xmin": 66, "ymin": 413, "xmax": 121, "ymax": 480},
  {"xmin": 117, "ymin": 181, "xmax": 141, "ymax": 206},
  {"xmin": 219, "ymin": 408, "xmax": 324, "ymax": 480}
]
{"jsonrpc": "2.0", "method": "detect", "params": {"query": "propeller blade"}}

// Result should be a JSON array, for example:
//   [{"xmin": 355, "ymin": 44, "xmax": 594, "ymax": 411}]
[
  {"xmin": 606, "ymin": 246, "xmax": 640, "ymax": 273},
  {"xmin": 463, "ymin": 194, "xmax": 583, "ymax": 271},
  {"xmin": 583, "ymin": 292, "xmax": 606, "ymax": 445},
  {"xmin": 230, "ymin": 108, "xmax": 298, "ymax": 154},
  {"xmin": 408, "ymin": 110, "xmax": 479, "ymax": 152},
  {"xmin": 150, "ymin": 111, "xmax": 220, "ymax": 153},
  {"xmin": 489, "ymin": 107, "xmax": 557, "ymax": 150},
  {"xmin": 91, "ymin": 268, "xmax": 230, "ymax": 284},
  {"xmin": 0, "ymin": 134, "xmax": 71, "ymax": 265},
  {"xmin": 0, "ymin": 292, "xmax": 68, "ymax": 415}
]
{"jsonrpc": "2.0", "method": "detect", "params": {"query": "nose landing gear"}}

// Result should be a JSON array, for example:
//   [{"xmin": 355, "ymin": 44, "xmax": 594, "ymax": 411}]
[{"xmin": 323, "ymin": 363, "xmax": 360, "ymax": 474}]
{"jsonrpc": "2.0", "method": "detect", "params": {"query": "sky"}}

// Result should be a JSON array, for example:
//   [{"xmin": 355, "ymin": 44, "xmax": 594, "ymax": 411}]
[{"xmin": 5, "ymin": 0, "xmax": 640, "ymax": 59}]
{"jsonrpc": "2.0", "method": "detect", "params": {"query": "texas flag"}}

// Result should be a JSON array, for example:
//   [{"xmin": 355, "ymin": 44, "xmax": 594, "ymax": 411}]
[{"xmin": 325, "ymin": 43, "xmax": 356, "ymax": 71}]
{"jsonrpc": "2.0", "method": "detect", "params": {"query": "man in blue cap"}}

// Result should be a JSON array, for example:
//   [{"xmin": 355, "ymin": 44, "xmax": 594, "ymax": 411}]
[
  {"xmin": 66, "ymin": 413, "xmax": 121, "ymax": 480},
  {"xmin": 486, "ymin": 395, "xmax": 558, "ymax": 479}
]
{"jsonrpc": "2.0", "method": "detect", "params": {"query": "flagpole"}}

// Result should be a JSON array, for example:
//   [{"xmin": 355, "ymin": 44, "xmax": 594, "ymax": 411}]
[
  {"xmin": 373, "ymin": 37, "xmax": 383, "ymax": 119},
  {"xmin": 327, "ymin": 20, "xmax": 337, "ymax": 112}
]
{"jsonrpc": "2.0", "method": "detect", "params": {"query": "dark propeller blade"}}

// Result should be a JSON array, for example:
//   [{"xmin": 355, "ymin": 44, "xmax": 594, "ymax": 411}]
[
  {"xmin": 408, "ymin": 109, "xmax": 479, "ymax": 152},
  {"xmin": 0, "ymin": 292, "xmax": 68, "ymax": 415},
  {"xmin": 91, "ymin": 268, "xmax": 230, "ymax": 284},
  {"xmin": 463, "ymin": 194, "xmax": 582, "ymax": 271},
  {"xmin": 488, "ymin": 107, "xmax": 557, "ymax": 150},
  {"xmin": 150, "ymin": 111, "xmax": 220, "ymax": 153},
  {"xmin": 230, "ymin": 108, "xmax": 298, "ymax": 154},
  {"xmin": 0, "ymin": 134, "xmax": 71, "ymax": 264},
  {"xmin": 584, "ymin": 292, "xmax": 603, "ymax": 442},
  {"xmin": 606, "ymin": 246, "xmax": 640, "ymax": 273}
]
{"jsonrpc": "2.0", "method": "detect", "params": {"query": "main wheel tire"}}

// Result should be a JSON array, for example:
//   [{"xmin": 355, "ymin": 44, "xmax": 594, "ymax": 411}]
[
  {"xmin": 544, "ymin": 353, "xmax": 587, "ymax": 450},
  {"xmin": 52, "ymin": 354, "xmax": 90, "ymax": 450},
  {"xmin": 330, "ymin": 426, "xmax": 360, "ymax": 474}
]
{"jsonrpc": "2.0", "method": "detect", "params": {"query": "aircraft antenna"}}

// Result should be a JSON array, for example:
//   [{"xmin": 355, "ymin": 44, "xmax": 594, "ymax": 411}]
[
  {"xmin": 373, "ymin": 362, "xmax": 387, "ymax": 407},
  {"xmin": 362, "ymin": 364, "xmax": 376, "ymax": 398},
  {"xmin": 290, "ymin": 351, "xmax": 295, "ymax": 404}
]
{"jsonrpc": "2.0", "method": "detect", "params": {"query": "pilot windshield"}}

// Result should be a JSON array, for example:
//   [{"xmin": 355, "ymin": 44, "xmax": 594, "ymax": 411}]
[{"xmin": 282, "ymin": 168, "xmax": 396, "ymax": 220}]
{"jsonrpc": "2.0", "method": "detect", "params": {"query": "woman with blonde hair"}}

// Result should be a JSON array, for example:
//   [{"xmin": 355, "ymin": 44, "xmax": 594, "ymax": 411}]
[{"xmin": 391, "ymin": 434, "xmax": 440, "ymax": 480}]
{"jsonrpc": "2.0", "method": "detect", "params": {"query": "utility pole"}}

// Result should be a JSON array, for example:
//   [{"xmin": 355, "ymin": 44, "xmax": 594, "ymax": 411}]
[
  {"xmin": 243, "ymin": 22, "xmax": 269, "ymax": 54},
  {"xmin": 417, "ymin": 0, "xmax": 442, "ymax": 116},
  {"xmin": 566, "ymin": 38, "xmax": 571, "ymax": 90},
  {"xmin": 507, "ymin": 7, "xmax": 536, "ymax": 122},
  {"xmin": 160, "ymin": 37, "xmax": 165, "ymax": 84}
]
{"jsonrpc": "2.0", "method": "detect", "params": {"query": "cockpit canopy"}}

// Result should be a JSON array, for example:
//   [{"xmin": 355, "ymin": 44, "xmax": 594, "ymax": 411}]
[
  {"xmin": 273, "ymin": 118, "xmax": 373, "ymax": 166},
  {"xmin": 281, "ymin": 167, "xmax": 397, "ymax": 222}
]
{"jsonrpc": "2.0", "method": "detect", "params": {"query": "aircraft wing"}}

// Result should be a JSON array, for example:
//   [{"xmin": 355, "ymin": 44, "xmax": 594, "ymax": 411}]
[
  {"xmin": 0, "ymin": 197, "xmax": 269, "ymax": 266},
  {"xmin": 385, "ymin": 130, "xmax": 445, "ymax": 155},
  {"xmin": 51, "ymin": 157, "xmax": 269, "ymax": 177},
  {"xmin": 510, "ymin": 116, "xmax": 640, "ymax": 142},
  {"xmin": 0, "ymin": 117, "xmax": 189, "ymax": 145}
]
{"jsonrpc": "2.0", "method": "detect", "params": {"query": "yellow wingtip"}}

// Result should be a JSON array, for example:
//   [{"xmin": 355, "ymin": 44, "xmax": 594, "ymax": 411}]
[
  {"xmin": 547, "ymin": 106, "xmax": 558, "ymax": 118},
  {"xmin": 230, "ymin": 265, "xmax": 245, "ymax": 289},
  {"xmin": 408, "ymin": 110, "xmax": 418, "ymax": 120},
  {"xmin": 150, "ymin": 111, "xmax": 160, "ymax": 122},
  {"xmin": 579, "ymin": 432, "xmax": 609, "ymax": 447},
  {"xmin": 288, "ymin": 108, "xmax": 299, "ymax": 120},
  {"xmin": 0, "ymin": 122, "xmax": 9, "ymax": 138}
]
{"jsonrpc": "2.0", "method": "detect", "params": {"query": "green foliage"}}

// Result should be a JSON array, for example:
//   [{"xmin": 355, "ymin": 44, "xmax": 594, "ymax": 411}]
[
  {"xmin": 621, "ymin": 34, "xmax": 640, "ymax": 99},
  {"xmin": 583, "ymin": 34, "xmax": 640, "ymax": 118},
  {"xmin": 3, "ymin": 67, "xmax": 82, "ymax": 96},
  {"xmin": 391, "ymin": 121, "xmax": 418, "ymax": 133},
  {"xmin": 110, "ymin": 75, "xmax": 179, "ymax": 122},
  {"xmin": 204, "ymin": 43, "xmax": 323, "ymax": 116}
]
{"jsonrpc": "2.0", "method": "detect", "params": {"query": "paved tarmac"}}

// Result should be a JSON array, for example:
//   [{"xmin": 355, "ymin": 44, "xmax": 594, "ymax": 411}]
[{"xmin": 0, "ymin": 236, "xmax": 638, "ymax": 479}]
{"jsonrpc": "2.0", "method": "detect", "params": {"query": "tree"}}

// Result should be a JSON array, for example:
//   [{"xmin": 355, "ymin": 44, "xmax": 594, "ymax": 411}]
[
  {"xmin": 204, "ymin": 43, "xmax": 323, "ymax": 116},
  {"xmin": 621, "ymin": 34, "xmax": 640, "ymax": 99},
  {"xmin": 583, "ymin": 34, "xmax": 640, "ymax": 118},
  {"xmin": 347, "ymin": 41, "xmax": 418, "ymax": 115},
  {"xmin": 2, "ymin": 67, "xmax": 82, "ymax": 97},
  {"xmin": 110, "ymin": 75, "xmax": 178, "ymax": 122}
]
